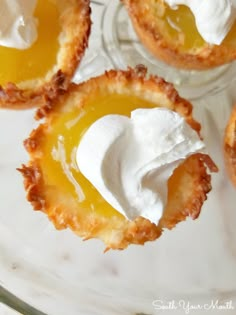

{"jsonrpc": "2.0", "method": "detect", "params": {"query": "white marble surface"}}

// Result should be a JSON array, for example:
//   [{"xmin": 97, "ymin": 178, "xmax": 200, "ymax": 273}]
[
  {"xmin": 0, "ymin": 1, "xmax": 236, "ymax": 315},
  {"xmin": 0, "ymin": 304, "xmax": 21, "ymax": 315}
]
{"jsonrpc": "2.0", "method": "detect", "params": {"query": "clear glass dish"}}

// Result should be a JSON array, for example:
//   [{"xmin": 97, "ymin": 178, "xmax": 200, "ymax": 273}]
[{"xmin": 1, "ymin": 1, "xmax": 236, "ymax": 314}]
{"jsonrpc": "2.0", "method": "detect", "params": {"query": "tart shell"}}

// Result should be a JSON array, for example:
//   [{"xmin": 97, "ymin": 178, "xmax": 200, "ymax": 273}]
[
  {"xmin": 122, "ymin": 0, "xmax": 236, "ymax": 70},
  {"xmin": 224, "ymin": 105, "xmax": 236, "ymax": 186},
  {"xmin": 0, "ymin": 0, "xmax": 91, "ymax": 110},
  {"xmin": 18, "ymin": 67, "xmax": 218, "ymax": 250}
]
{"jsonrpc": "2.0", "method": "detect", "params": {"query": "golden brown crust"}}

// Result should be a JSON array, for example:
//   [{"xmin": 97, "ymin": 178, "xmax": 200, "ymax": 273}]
[
  {"xmin": 0, "ymin": 0, "xmax": 91, "ymax": 110},
  {"xmin": 224, "ymin": 105, "xmax": 236, "ymax": 186},
  {"xmin": 122, "ymin": 0, "xmax": 236, "ymax": 70},
  {"xmin": 18, "ymin": 67, "xmax": 217, "ymax": 250}
]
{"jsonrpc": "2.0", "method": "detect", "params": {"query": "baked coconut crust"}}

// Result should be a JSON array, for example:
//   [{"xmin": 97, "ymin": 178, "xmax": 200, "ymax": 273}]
[
  {"xmin": 18, "ymin": 67, "xmax": 218, "ymax": 250},
  {"xmin": 122, "ymin": 0, "xmax": 236, "ymax": 70},
  {"xmin": 224, "ymin": 105, "xmax": 236, "ymax": 186},
  {"xmin": 0, "ymin": 0, "xmax": 91, "ymax": 110}
]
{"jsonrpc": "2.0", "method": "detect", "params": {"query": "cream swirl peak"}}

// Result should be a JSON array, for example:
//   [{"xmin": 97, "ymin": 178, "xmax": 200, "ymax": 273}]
[
  {"xmin": 165, "ymin": 0, "xmax": 236, "ymax": 45},
  {"xmin": 76, "ymin": 108, "xmax": 205, "ymax": 224},
  {"xmin": 0, "ymin": 0, "xmax": 37, "ymax": 49}
]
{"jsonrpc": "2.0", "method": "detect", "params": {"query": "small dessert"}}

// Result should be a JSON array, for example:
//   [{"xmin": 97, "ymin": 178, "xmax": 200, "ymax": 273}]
[
  {"xmin": 224, "ymin": 105, "xmax": 236, "ymax": 186},
  {"xmin": 122, "ymin": 0, "xmax": 236, "ymax": 69},
  {"xmin": 19, "ymin": 67, "xmax": 217, "ymax": 250},
  {"xmin": 0, "ymin": 0, "xmax": 91, "ymax": 109}
]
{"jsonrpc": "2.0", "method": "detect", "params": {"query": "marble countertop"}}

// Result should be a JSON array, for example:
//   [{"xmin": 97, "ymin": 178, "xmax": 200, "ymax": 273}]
[{"xmin": 0, "ymin": 304, "xmax": 21, "ymax": 315}]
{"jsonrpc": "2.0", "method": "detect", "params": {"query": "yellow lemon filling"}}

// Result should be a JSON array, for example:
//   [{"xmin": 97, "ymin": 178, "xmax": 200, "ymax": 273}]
[
  {"xmin": 0, "ymin": 0, "xmax": 60, "ymax": 85},
  {"xmin": 164, "ymin": 5, "xmax": 204, "ymax": 51},
  {"xmin": 163, "ymin": 4, "xmax": 236, "ymax": 50},
  {"xmin": 41, "ymin": 94, "xmax": 157, "ymax": 219}
]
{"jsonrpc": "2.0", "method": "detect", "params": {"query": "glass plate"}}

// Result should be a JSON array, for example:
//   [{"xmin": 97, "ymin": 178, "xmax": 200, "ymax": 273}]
[
  {"xmin": 100, "ymin": 0, "xmax": 236, "ymax": 100},
  {"xmin": 1, "ymin": 1, "xmax": 236, "ymax": 315}
]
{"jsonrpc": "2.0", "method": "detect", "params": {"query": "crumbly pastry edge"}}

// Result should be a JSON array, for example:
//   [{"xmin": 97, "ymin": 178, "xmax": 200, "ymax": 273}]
[
  {"xmin": 18, "ymin": 67, "xmax": 218, "ymax": 250},
  {"xmin": 224, "ymin": 105, "xmax": 236, "ymax": 186},
  {"xmin": 122, "ymin": 0, "xmax": 236, "ymax": 70},
  {"xmin": 0, "ymin": 0, "xmax": 91, "ymax": 110}
]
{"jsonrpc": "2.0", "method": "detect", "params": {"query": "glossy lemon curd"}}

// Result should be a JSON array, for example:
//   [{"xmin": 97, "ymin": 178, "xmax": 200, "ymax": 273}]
[
  {"xmin": 42, "ymin": 94, "xmax": 157, "ymax": 218},
  {"xmin": 224, "ymin": 22, "xmax": 236, "ymax": 47},
  {"xmin": 0, "ymin": 0, "xmax": 60, "ymax": 85},
  {"xmin": 164, "ymin": 5, "xmax": 205, "ymax": 51},
  {"xmin": 163, "ymin": 5, "xmax": 236, "ymax": 50}
]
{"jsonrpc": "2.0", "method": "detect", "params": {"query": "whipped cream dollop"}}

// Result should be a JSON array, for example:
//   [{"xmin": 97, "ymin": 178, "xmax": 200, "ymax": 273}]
[
  {"xmin": 0, "ymin": 0, "xmax": 38, "ymax": 49},
  {"xmin": 76, "ymin": 108, "xmax": 205, "ymax": 224},
  {"xmin": 165, "ymin": 0, "xmax": 236, "ymax": 45}
]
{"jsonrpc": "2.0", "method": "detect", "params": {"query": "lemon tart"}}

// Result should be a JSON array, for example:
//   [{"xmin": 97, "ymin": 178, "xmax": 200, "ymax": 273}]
[
  {"xmin": 0, "ymin": 0, "xmax": 91, "ymax": 109},
  {"xmin": 224, "ymin": 105, "xmax": 236, "ymax": 186},
  {"xmin": 122, "ymin": 0, "xmax": 236, "ymax": 70},
  {"xmin": 19, "ymin": 67, "xmax": 217, "ymax": 250}
]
